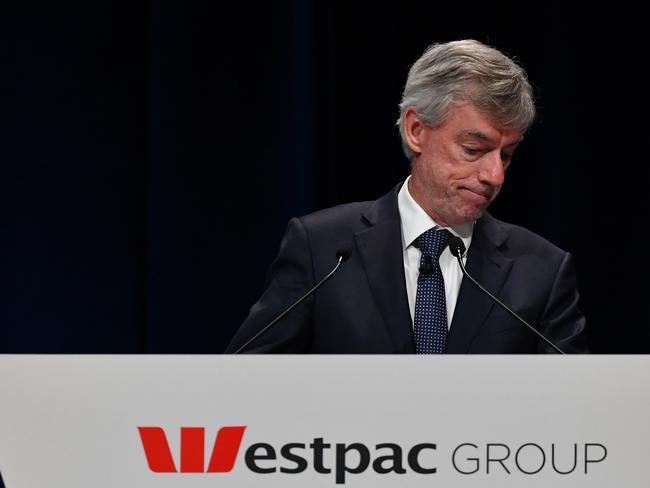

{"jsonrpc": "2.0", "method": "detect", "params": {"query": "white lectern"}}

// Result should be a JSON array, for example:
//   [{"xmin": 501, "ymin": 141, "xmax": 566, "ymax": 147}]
[{"xmin": 0, "ymin": 355, "xmax": 648, "ymax": 487}]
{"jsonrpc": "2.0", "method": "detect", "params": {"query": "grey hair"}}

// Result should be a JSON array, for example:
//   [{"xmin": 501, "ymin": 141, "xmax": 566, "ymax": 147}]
[{"xmin": 397, "ymin": 40, "xmax": 536, "ymax": 161}]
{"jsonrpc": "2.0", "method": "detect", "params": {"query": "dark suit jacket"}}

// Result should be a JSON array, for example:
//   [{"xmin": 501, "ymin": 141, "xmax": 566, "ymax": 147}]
[{"xmin": 226, "ymin": 183, "xmax": 588, "ymax": 353}]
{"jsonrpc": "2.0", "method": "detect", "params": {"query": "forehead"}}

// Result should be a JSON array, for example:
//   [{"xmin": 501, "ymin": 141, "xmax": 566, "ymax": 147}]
[{"xmin": 440, "ymin": 102, "xmax": 523, "ymax": 146}]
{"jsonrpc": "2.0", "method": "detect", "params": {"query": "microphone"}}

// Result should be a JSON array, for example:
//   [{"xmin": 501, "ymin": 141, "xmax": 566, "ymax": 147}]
[
  {"xmin": 448, "ymin": 236, "xmax": 565, "ymax": 355},
  {"xmin": 336, "ymin": 242, "xmax": 353, "ymax": 262},
  {"xmin": 233, "ymin": 242, "xmax": 353, "ymax": 354}
]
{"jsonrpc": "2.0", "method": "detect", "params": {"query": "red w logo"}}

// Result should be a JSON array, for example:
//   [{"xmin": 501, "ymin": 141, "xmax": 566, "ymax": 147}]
[{"xmin": 137, "ymin": 426, "xmax": 247, "ymax": 473}]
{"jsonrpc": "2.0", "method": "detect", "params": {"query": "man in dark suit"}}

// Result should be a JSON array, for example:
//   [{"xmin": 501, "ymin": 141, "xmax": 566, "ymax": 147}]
[{"xmin": 226, "ymin": 40, "xmax": 587, "ymax": 354}]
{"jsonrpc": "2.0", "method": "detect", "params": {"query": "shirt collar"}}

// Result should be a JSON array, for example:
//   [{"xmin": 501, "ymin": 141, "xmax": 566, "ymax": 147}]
[{"xmin": 397, "ymin": 175, "xmax": 474, "ymax": 252}]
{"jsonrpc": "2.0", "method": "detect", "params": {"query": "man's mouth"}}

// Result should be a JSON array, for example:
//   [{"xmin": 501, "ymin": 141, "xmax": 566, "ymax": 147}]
[{"xmin": 461, "ymin": 187, "xmax": 492, "ymax": 203}]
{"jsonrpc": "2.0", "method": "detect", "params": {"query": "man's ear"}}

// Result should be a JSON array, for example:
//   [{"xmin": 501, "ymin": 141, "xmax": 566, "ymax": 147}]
[{"xmin": 403, "ymin": 106, "xmax": 426, "ymax": 157}]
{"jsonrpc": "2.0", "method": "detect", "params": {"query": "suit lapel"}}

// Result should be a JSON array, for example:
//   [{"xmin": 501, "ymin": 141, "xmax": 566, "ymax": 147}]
[
  {"xmin": 354, "ymin": 185, "xmax": 415, "ymax": 353},
  {"xmin": 446, "ymin": 214, "xmax": 514, "ymax": 353}
]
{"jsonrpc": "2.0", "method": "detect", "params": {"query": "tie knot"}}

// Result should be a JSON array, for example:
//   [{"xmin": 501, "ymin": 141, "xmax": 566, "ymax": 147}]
[{"xmin": 414, "ymin": 228, "xmax": 452, "ymax": 258}]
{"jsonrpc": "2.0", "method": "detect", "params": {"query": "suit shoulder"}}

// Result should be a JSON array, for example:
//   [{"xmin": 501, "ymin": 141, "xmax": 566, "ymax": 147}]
[
  {"xmin": 484, "ymin": 214, "xmax": 569, "ymax": 258},
  {"xmin": 298, "ymin": 200, "xmax": 373, "ymax": 232},
  {"xmin": 284, "ymin": 200, "xmax": 378, "ymax": 257}
]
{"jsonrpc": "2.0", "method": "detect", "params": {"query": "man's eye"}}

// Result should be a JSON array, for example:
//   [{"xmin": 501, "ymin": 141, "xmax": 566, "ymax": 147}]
[{"xmin": 462, "ymin": 146, "xmax": 482, "ymax": 156}]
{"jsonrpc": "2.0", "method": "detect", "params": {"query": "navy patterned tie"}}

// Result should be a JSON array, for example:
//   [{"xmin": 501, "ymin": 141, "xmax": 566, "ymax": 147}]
[{"xmin": 413, "ymin": 228, "xmax": 452, "ymax": 354}]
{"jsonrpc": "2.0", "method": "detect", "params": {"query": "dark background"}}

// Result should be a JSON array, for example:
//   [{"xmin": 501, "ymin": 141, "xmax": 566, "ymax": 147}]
[{"xmin": 2, "ymin": 1, "xmax": 649, "ymax": 358}]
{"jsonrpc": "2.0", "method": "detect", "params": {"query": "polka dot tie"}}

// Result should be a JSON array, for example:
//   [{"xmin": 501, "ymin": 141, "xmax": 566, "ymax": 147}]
[{"xmin": 413, "ymin": 228, "xmax": 452, "ymax": 354}]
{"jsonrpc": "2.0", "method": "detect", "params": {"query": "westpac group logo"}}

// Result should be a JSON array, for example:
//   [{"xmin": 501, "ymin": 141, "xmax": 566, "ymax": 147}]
[
  {"xmin": 137, "ymin": 425, "xmax": 608, "ymax": 484},
  {"xmin": 137, "ymin": 426, "xmax": 246, "ymax": 473}
]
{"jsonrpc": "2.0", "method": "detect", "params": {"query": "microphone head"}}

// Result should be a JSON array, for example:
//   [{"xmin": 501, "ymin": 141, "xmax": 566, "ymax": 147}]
[
  {"xmin": 336, "ymin": 241, "xmax": 353, "ymax": 262},
  {"xmin": 448, "ymin": 236, "xmax": 466, "ymax": 258}
]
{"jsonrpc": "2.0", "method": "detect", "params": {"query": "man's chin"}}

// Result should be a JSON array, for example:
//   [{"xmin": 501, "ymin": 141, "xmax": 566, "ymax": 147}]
[
  {"xmin": 436, "ymin": 201, "xmax": 487, "ymax": 227},
  {"xmin": 452, "ymin": 204, "xmax": 486, "ymax": 225}
]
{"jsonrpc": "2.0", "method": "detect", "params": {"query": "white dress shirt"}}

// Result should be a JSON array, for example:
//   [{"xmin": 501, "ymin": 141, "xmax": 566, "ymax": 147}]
[{"xmin": 397, "ymin": 176, "xmax": 473, "ymax": 329}]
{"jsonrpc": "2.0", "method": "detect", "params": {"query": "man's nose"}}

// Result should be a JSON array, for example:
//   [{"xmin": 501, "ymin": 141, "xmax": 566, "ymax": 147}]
[{"xmin": 478, "ymin": 151, "xmax": 506, "ymax": 187}]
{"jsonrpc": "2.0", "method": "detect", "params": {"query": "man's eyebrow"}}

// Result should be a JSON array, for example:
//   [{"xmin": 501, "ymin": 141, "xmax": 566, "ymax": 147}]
[
  {"xmin": 462, "ymin": 129, "xmax": 494, "ymax": 143},
  {"xmin": 461, "ymin": 129, "xmax": 524, "ymax": 146}
]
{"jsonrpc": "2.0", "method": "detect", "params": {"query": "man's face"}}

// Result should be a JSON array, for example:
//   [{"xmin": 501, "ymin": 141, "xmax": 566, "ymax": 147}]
[{"xmin": 407, "ymin": 102, "xmax": 523, "ymax": 227}]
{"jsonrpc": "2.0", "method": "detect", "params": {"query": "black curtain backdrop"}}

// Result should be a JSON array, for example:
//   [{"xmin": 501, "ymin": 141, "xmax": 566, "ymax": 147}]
[{"xmin": 2, "ymin": 1, "xmax": 649, "ymax": 356}]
